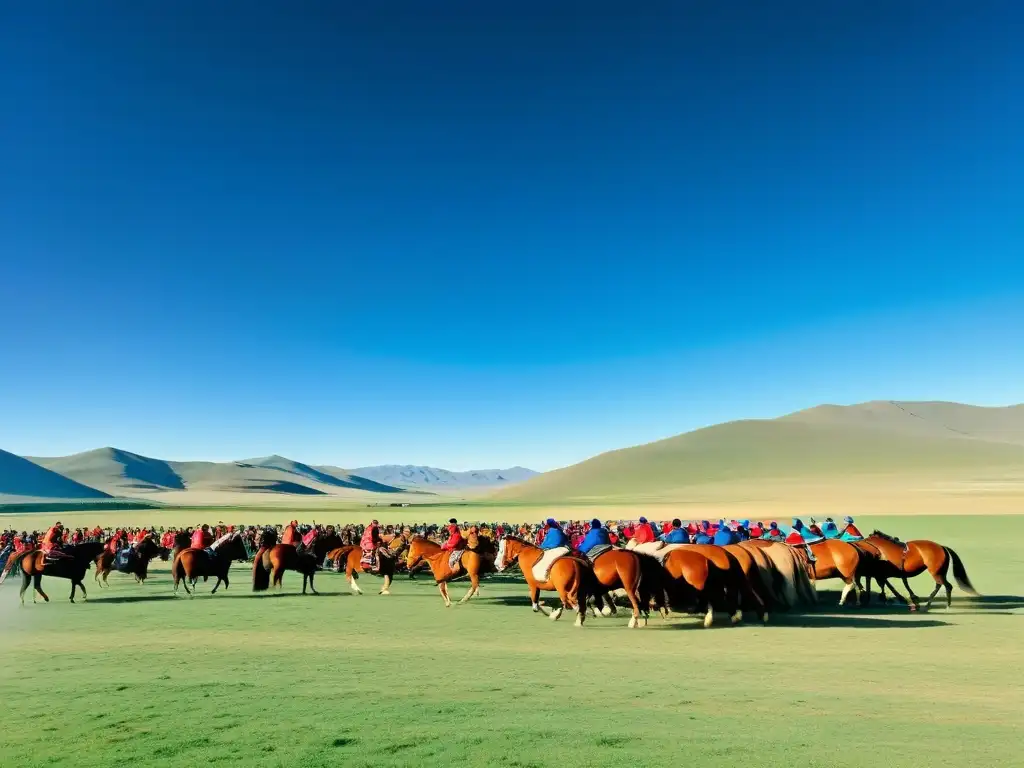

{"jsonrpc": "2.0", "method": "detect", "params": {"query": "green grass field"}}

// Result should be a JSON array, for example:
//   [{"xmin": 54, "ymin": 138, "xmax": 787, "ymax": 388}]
[{"xmin": 1, "ymin": 515, "xmax": 1022, "ymax": 768}]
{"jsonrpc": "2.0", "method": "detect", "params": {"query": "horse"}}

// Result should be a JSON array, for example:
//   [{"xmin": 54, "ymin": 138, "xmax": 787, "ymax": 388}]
[
  {"xmin": 251, "ymin": 529, "xmax": 340, "ymax": 595},
  {"xmin": 169, "ymin": 531, "xmax": 192, "ymax": 564},
  {"xmin": 324, "ymin": 541, "xmax": 399, "ymax": 596},
  {"xmin": 404, "ymin": 536, "xmax": 496, "ymax": 607},
  {"xmin": 583, "ymin": 547, "xmax": 648, "ymax": 627},
  {"xmin": 0, "ymin": 541, "xmax": 106, "ymax": 604},
  {"xmin": 740, "ymin": 541, "xmax": 817, "ymax": 609},
  {"xmin": 494, "ymin": 537, "xmax": 594, "ymax": 627},
  {"xmin": 683, "ymin": 543, "xmax": 768, "ymax": 623},
  {"xmin": 866, "ymin": 531, "xmax": 979, "ymax": 610},
  {"xmin": 657, "ymin": 547, "xmax": 732, "ymax": 627},
  {"xmin": 172, "ymin": 532, "xmax": 249, "ymax": 595},
  {"xmin": 94, "ymin": 535, "xmax": 164, "ymax": 587}
]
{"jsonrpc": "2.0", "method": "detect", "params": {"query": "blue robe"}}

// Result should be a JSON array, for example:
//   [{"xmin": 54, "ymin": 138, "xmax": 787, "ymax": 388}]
[
  {"xmin": 713, "ymin": 528, "xmax": 738, "ymax": 546},
  {"xmin": 540, "ymin": 527, "xmax": 570, "ymax": 549},
  {"xmin": 578, "ymin": 528, "xmax": 610, "ymax": 553},
  {"xmin": 663, "ymin": 528, "xmax": 688, "ymax": 544},
  {"xmin": 694, "ymin": 532, "xmax": 713, "ymax": 545},
  {"xmin": 822, "ymin": 522, "xmax": 840, "ymax": 539}
]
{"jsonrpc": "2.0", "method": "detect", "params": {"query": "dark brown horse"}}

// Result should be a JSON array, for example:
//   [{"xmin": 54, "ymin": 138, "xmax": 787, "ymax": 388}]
[
  {"xmin": 94, "ymin": 536, "xmax": 164, "ymax": 587},
  {"xmin": 252, "ymin": 529, "xmax": 341, "ymax": 594},
  {"xmin": 405, "ymin": 536, "xmax": 495, "ymax": 606},
  {"xmin": 0, "ymin": 542, "xmax": 106, "ymax": 603},
  {"xmin": 169, "ymin": 531, "xmax": 192, "ymax": 564},
  {"xmin": 867, "ymin": 531, "xmax": 979, "ymax": 610},
  {"xmin": 494, "ymin": 537, "xmax": 594, "ymax": 626},
  {"xmin": 324, "ymin": 542, "xmax": 398, "ymax": 596},
  {"xmin": 173, "ymin": 533, "xmax": 249, "ymax": 595}
]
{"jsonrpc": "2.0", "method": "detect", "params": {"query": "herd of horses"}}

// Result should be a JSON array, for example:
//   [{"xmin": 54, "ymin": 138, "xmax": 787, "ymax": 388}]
[{"xmin": 0, "ymin": 526, "xmax": 978, "ymax": 629}]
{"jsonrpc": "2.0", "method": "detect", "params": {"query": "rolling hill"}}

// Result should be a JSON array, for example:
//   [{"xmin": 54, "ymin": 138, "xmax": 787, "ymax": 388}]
[
  {"xmin": 12, "ymin": 449, "xmax": 535, "ymax": 502},
  {"xmin": 0, "ymin": 449, "xmax": 112, "ymax": 502},
  {"xmin": 493, "ymin": 401, "xmax": 1024, "ymax": 504},
  {"xmin": 342, "ymin": 465, "xmax": 538, "ymax": 490}
]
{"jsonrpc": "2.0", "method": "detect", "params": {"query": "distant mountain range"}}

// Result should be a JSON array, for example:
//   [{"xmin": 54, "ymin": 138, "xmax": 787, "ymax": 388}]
[{"xmin": 2, "ymin": 448, "xmax": 538, "ymax": 503}]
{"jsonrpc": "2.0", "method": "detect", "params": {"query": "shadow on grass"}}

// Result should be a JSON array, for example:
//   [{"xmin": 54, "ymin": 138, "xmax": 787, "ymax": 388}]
[{"xmin": 651, "ymin": 614, "xmax": 950, "ymax": 630}]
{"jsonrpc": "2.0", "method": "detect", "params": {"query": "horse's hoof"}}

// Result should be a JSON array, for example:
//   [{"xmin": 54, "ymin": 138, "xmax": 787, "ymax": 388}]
[{"xmin": 908, "ymin": 604, "xmax": 918, "ymax": 613}]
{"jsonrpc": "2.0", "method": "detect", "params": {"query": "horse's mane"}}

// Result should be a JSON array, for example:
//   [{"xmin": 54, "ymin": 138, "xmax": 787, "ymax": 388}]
[
  {"xmin": 501, "ymin": 536, "xmax": 535, "ymax": 547},
  {"xmin": 870, "ymin": 530, "xmax": 903, "ymax": 544}
]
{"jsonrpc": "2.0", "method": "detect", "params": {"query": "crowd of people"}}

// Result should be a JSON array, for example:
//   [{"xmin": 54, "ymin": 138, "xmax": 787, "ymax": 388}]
[{"xmin": 0, "ymin": 515, "xmax": 865, "ymax": 567}]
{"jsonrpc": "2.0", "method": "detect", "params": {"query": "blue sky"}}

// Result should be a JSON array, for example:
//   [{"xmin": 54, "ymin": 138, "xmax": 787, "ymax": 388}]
[{"xmin": 2, "ymin": 2, "xmax": 1022, "ymax": 470}]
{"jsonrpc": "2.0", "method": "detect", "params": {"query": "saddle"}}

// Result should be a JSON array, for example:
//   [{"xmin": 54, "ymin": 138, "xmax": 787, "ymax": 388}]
[
  {"xmin": 360, "ymin": 549, "xmax": 376, "ymax": 570},
  {"xmin": 630, "ymin": 541, "xmax": 666, "ymax": 557},
  {"xmin": 584, "ymin": 544, "xmax": 613, "ymax": 562},
  {"xmin": 448, "ymin": 549, "xmax": 465, "ymax": 572},
  {"xmin": 531, "ymin": 546, "xmax": 570, "ymax": 582},
  {"xmin": 114, "ymin": 547, "xmax": 135, "ymax": 572},
  {"xmin": 788, "ymin": 542, "xmax": 818, "ymax": 564}
]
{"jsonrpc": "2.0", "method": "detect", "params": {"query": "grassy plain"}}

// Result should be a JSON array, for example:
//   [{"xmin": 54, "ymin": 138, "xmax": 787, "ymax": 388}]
[{"xmin": 0, "ymin": 514, "xmax": 1021, "ymax": 768}]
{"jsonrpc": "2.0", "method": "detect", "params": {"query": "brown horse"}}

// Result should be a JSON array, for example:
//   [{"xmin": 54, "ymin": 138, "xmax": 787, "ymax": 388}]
[
  {"xmin": 173, "ymin": 533, "xmax": 249, "ymax": 595},
  {"xmin": 658, "ymin": 547, "xmax": 730, "ymax": 627},
  {"xmin": 494, "ymin": 537, "xmax": 594, "ymax": 626},
  {"xmin": 251, "ymin": 529, "xmax": 341, "ymax": 595},
  {"xmin": 867, "ymin": 531, "xmax": 978, "ymax": 610},
  {"xmin": 405, "ymin": 535, "xmax": 495, "ymax": 606},
  {"xmin": 740, "ymin": 540, "xmax": 818, "ymax": 609},
  {"xmin": 169, "ymin": 531, "xmax": 192, "ymax": 564},
  {"xmin": 0, "ymin": 541, "xmax": 105, "ymax": 603},
  {"xmin": 94, "ymin": 536, "xmax": 164, "ymax": 587},
  {"xmin": 585, "ymin": 548, "xmax": 648, "ymax": 627},
  {"xmin": 685, "ymin": 543, "xmax": 768, "ymax": 623},
  {"xmin": 324, "ymin": 543, "xmax": 398, "ymax": 595}
]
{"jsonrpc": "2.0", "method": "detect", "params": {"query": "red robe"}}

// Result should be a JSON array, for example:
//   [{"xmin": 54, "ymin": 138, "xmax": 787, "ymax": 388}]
[
  {"xmin": 632, "ymin": 523, "xmax": 655, "ymax": 544},
  {"xmin": 442, "ymin": 524, "xmax": 464, "ymax": 551},
  {"xmin": 784, "ymin": 530, "xmax": 805, "ymax": 545},
  {"xmin": 41, "ymin": 526, "xmax": 62, "ymax": 553},
  {"xmin": 282, "ymin": 525, "xmax": 300, "ymax": 546},
  {"xmin": 191, "ymin": 529, "xmax": 210, "ymax": 549}
]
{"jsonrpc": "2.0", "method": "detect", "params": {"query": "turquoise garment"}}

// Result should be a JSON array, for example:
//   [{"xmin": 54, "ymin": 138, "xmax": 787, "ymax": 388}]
[{"xmin": 822, "ymin": 521, "xmax": 840, "ymax": 539}]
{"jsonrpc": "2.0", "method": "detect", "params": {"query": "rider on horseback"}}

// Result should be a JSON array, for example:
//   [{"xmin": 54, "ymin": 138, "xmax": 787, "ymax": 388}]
[
  {"xmin": 840, "ymin": 516, "xmax": 864, "ymax": 541},
  {"xmin": 360, "ymin": 520, "xmax": 384, "ymax": 569},
  {"xmin": 41, "ymin": 523, "xmax": 73, "ymax": 561},
  {"xmin": 578, "ymin": 518, "xmax": 611, "ymax": 553}
]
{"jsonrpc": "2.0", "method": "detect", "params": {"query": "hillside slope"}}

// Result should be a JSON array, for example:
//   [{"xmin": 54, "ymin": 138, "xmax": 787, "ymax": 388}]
[
  {"xmin": 494, "ymin": 401, "xmax": 1024, "ymax": 503},
  {"xmin": 0, "ymin": 449, "xmax": 112, "ymax": 501},
  {"xmin": 240, "ymin": 456, "xmax": 405, "ymax": 493},
  {"xmin": 29, "ymin": 447, "xmax": 186, "ymax": 493}
]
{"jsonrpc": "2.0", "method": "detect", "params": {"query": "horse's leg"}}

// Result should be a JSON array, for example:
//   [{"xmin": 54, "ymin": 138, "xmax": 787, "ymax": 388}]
[
  {"xmin": 379, "ymin": 573, "xmax": 392, "ymax": 596},
  {"xmin": 438, "ymin": 581, "xmax": 452, "ymax": 607},
  {"xmin": 901, "ymin": 576, "xmax": 921, "ymax": 607},
  {"xmin": 839, "ymin": 580, "xmax": 855, "ymax": 606},
  {"xmin": 529, "ymin": 584, "xmax": 544, "ymax": 613},
  {"xmin": 625, "ymin": 587, "xmax": 642, "ymax": 629},
  {"xmin": 77, "ymin": 579, "xmax": 87, "ymax": 601},
  {"xmin": 211, "ymin": 576, "xmax": 222, "ymax": 594},
  {"xmin": 922, "ymin": 582, "xmax": 944, "ymax": 611},
  {"xmin": 549, "ymin": 583, "xmax": 568, "ymax": 621},
  {"xmin": 458, "ymin": 571, "xmax": 479, "ymax": 604},
  {"xmin": 308, "ymin": 571, "xmax": 318, "ymax": 595},
  {"xmin": 223, "ymin": 572, "xmax": 229, "ymax": 590},
  {"xmin": 20, "ymin": 571, "xmax": 30, "ymax": 604},
  {"xmin": 34, "ymin": 573, "xmax": 48, "ymax": 602},
  {"xmin": 347, "ymin": 560, "xmax": 364, "ymax": 594}
]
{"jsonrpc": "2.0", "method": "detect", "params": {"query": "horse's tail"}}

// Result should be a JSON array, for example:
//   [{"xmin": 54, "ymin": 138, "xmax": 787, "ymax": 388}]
[
  {"xmin": 945, "ymin": 547, "xmax": 979, "ymax": 596},
  {"xmin": 634, "ymin": 553, "xmax": 664, "ymax": 613},
  {"xmin": 172, "ymin": 554, "xmax": 185, "ymax": 583},
  {"xmin": 252, "ymin": 547, "xmax": 270, "ymax": 592},
  {"xmin": 0, "ymin": 552, "xmax": 28, "ymax": 586}
]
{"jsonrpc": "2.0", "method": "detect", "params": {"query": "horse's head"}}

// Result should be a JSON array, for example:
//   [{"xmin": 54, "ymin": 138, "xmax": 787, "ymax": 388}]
[
  {"xmin": 494, "ymin": 537, "xmax": 523, "ymax": 572},
  {"xmin": 259, "ymin": 528, "xmax": 278, "ymax": 549},
  {"xmin": 404, "ymin": 537, "xmax": 432, "ymax": 569}
]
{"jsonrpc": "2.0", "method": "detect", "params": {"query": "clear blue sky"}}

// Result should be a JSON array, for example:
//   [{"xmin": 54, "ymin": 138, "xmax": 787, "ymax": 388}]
[{"xmin": 2, "ymin": 2, "xmax": 1022, "ymax": 470}]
